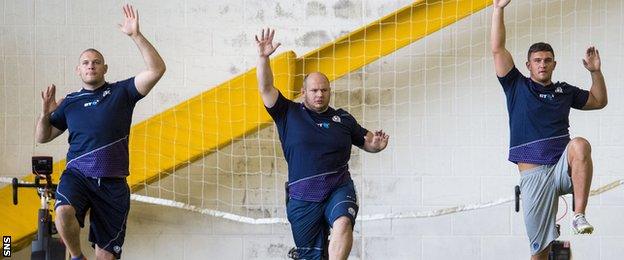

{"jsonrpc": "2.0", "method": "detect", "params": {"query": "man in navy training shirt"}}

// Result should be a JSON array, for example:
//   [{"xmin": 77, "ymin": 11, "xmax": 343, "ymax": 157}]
[
  {"xmin": 492, "ymin": 0, "xmax": 607, "ymax": 259},
  {"xmin": 255, "ymin": 28, "xmax": 389, "ymax": 260},
  {"xmin": 35, "ymin": 5, "xmax": 165, "ymax": 260}
]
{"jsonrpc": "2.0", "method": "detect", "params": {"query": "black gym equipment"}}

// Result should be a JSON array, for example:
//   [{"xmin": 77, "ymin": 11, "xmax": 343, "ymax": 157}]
[
  {"xmin": 12, "ymin": 156, "xmax": 66, "ymax": 260},
  {"xmin": 549, "ymin": 239, "xmax": 571, "ymax": 260}
]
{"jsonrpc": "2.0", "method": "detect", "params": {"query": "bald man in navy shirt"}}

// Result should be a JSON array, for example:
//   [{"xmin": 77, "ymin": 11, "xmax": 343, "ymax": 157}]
[{"xmin": 255, "ymin": 29, "xmax": 389, "ymax": 260}]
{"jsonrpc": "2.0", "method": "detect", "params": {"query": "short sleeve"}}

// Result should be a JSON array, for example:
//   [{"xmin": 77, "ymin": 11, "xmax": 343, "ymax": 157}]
[
  {"xmin": 497, "ymin": 67, "xmax": 523, "ymax": 93},
  {"xmin": 351, "ymin": 120, "xmax": 369, "ymax": 147},
  {"xmin": 337, "ymin": 109, "xmax": 368, "ymax": 147},
  {"xmin": 118, "ymin": 77, "xmax": 144, "ymax": 104},
  {"xmin": 568, "ymin": 83, "xmax": 590, "ymax": 109},
  {"xmin": 49, "ymin": 99, "xmax": 68, "ymax": 131},
  {"xmin": 265, "ymin": 91, "xmax": 293, "ymax": 122}
]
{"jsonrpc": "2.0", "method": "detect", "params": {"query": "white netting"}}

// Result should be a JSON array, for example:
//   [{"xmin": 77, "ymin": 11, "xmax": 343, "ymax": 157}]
[
  {"xmin": 2, "ymin": 0, "xmax": 623, "ymax": 226},
  {"xmin": 125, "ymin": 0, "xmax": 623, "ymax": 223}
]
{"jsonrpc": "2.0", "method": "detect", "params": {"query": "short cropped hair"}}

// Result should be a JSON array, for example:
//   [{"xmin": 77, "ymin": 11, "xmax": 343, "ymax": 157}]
[
  {"xmin": 79, "ymin": 48, "xmax": 105, "ymax": 62},
  {"xmin": 527, "ymin": 42, "xmax": 554, "ymax": 61}
]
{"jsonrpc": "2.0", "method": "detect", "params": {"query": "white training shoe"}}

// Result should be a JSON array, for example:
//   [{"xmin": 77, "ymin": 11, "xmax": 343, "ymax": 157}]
[{"xmin": 571, "ymin": 213, "xmax": 594, "ymax": 234}]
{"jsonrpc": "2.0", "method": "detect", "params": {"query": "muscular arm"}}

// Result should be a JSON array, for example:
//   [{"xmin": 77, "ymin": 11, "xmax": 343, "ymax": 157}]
[
  {"xmin": 35, "ymin": 114, "xmax": 64, "ymax": 143},
  {"xmin": 491, "ymin": 0, "xmax": 515, "ymax": 77},
  {"xmin": 255, "ymin": 28, "xmax": 281, "ymax": 108},
  {"xmin": 119, "ymin": 4, "xmax": 166, "ymax": 96},
  {"xmin": 257, "ymin": 55, "xmax": 280, "ymax": 108},
  {"xmin": 132, "ymin": 33, "xmax": 166, "ymax": 96}
]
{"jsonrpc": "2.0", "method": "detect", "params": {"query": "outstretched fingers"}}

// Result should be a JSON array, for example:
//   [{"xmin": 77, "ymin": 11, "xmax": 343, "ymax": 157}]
[
  {"xmin": 42, "ymin": 84, "xmax": 54, "ymax": 100},
  {"xmin": 583, "ymin": 46, "xmax": 601, "ymax": 71},
  {"xmin": 41, "ymin": 84, "xmax": 60, "ymax": 113},
  {"xmin": 256, "ymin": 28, "xmax": 278, "ymax": 44},
  {"xmin": 370, "ymin": 130, "xmax": 389, "ymax": 142},
  {"xmin": 50, "ymin": 84, "xmax": 56, "ymax": 100},
  {"xmin": 255, "ymin": 28, "xmax": 281, "ymax": 56},
  {"xmin": 121, "ymin": 4, "xmax": 137, "ymax": 20},
  {"xmin": 591, "ymin": 47, "xmax": 600, "ymax": 59},
  {"xmin": 129, "ymin": 5, "xmax": 136, "ymax": 19},
  {"xmin": 122, "ymin": 4, "xmax": 130, "ymax": 18}
]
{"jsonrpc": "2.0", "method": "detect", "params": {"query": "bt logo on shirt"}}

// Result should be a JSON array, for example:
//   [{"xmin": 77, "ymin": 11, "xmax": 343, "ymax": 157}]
[
  {"xmin": 84, "ymin": 100, "xmax": 100, "ymax": 107},
  {"xmin": 539, "ymin": 93, "xmax": 555, "ymax": 100},
  {"xmin": 316, "ymin": 122, "xmax": 330, "ymax": 129}
]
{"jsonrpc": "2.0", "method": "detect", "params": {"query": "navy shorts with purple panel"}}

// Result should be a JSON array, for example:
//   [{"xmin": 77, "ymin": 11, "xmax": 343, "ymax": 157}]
[
  {"xmin": 287, "ymin": 180, "xmax": 358, "ymax": 260},
  {"xmin": 55, "ymin": 168, "xmax": 130, "ymax": 259}
]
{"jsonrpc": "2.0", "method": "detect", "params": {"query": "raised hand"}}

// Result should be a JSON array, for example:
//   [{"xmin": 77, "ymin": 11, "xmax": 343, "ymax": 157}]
[
  {"xmin": 118, "ymin": 4, "xmax": 140, "ymax": 37},
  {"xmin": 255, "ymin": 28, "xmax": 281, "ymax": 58},
  {"xmin": 365, "ymin": 130, "xmax": 390, "ymax": 152},
  {"xmin": 493, "ymin": 0, "xmax": 511, "ymax": 9},
  {"xmin": 583, "ymin": 46, "xmax": 601, "ymax": 72},
  {"xmin": 41, "ymin": 84, "xmax": 63, "ymax": 116}
]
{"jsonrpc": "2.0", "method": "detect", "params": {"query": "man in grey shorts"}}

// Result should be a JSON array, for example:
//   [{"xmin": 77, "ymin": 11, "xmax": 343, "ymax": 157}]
[
  {"xmin": 491, "ymin": 0, "xmax": 608, "ymax": 259},
  {"xmin": 520, "ymin": 147, "xmax": 573, "ymax": 255}
]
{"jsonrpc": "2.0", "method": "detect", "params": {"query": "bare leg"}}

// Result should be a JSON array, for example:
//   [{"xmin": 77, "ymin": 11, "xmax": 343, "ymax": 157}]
[
  {"xmin": 95, "ymin": 244, "xmax": 115, "ymax": 260},
  {"xmin": 567, "ymin": 137, "xmax": 593, "ymax": 214},
  {"xmin": 328, "ymin": 216, "xmax": 353, "ymax": 260},
  {"xmin": 531, "ymin": 245, "xmax": 551, "ymax": 260},
  {"xmin": 55, "ymin": 205, "xmax": 83, "ymax": 258}
]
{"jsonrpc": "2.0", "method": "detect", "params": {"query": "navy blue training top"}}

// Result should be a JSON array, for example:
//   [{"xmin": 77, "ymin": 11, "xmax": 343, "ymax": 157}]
[
  {"xmin": 50, "ymin": 77, "xmax": 143, "ymax": 177},
  {"xmin": 499, "ymin": 67, "xmax": 589, "ymax": 165},
  {"xmin": 266, "ymin": 91, "xmax": 368, "ymax": 202}
]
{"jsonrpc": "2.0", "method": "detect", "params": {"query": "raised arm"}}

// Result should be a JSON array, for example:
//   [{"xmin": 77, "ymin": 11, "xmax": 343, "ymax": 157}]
[
  {"xmin": 118, "ymin": 4, "xmax": 166, "ymax": 96},
  {"xmin": 361, "ymin": 130, "xmax": 389, "ymax": 153},
  {"xmin": 491, "ymin": 0, "xmax": 514, "ymax": 77},
  {"xmin": 255, "ymin": 28, "xmax": 281, "ymax": 108},
  {"xmin": 35, "ymin": 84, "xmax": 64, "ymax": 143},
  {"xmin": 582, "ymin": 46, "xmax": 608, "ymax": 110}
]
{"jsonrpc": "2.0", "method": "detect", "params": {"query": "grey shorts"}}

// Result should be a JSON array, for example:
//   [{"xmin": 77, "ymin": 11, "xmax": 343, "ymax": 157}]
[{"xmin": 519, "ymin": 147, "xmax": 573, "ymax": 255}]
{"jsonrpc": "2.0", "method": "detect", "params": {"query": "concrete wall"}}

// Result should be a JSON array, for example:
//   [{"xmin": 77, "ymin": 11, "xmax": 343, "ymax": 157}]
[{"xmin": 2, "ymin": 0, "xmax": 624, "ymax": 259}]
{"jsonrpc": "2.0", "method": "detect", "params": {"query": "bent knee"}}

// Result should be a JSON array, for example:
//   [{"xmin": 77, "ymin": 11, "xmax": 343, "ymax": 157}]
[
  {"xmin": 332, "ymin": 216, "xmax": 353, "ymax": 231},
  {"xmin": 569, "ymin": 137, "xmax": 592, "ymax": 158},
  {"xmin": 95, "ymin": 247, "xmax": 116, "ymax": 260},
  {"xmin": 570, "ymin": 137, "xmax": 591, "ymax": 151},
  {"xmin": 55, "ymin": 205, "xmax": 76, "ymax": 218}
]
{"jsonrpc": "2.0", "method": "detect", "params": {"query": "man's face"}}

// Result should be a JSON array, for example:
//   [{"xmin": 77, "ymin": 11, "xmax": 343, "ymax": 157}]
[
  {"xmin": 302, "ymin": 73, "xmax": 331, "ymax": 113},
  {"xmin": 526, "ymin": 51, "xmax": 556, "ymax": 85},
  {"xmin": 76, "ymin": 51, "xmax": 107, "ymax": 86}
]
